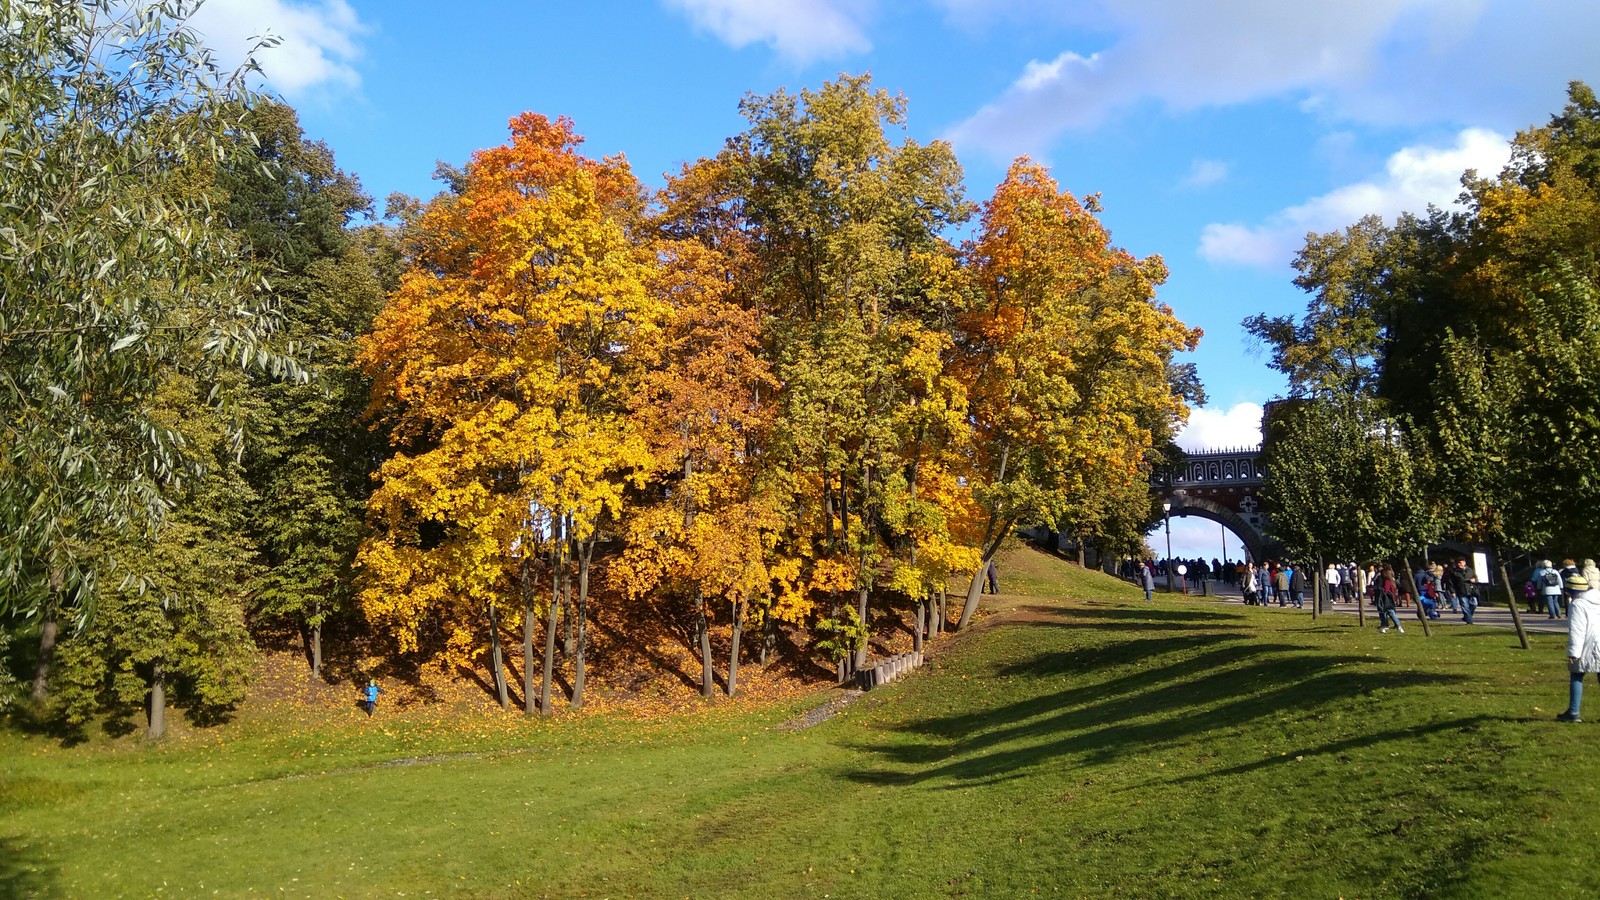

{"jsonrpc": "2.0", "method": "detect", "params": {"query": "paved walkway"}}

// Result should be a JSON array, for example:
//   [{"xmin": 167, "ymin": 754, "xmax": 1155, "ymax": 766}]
[{"xmin": 1154, "ymin": 578, "xmax": 1569, "ymax": 636}]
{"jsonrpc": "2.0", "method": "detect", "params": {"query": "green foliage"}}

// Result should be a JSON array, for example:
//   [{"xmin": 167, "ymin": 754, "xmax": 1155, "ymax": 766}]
[
  {"xmin": 1250, "ymin": 81, "xmax": 1600, "ymax": 560},
  {"xmin": 223, "ymin": 101, "xmax": 391, "ymax": 648},
  {"xmin": 0, "ymin": 0, "xmax": 288, "ymax": 629},
  {"xmin": 44, "ymin": 374, "xmax": 260, "ymax": 733}
]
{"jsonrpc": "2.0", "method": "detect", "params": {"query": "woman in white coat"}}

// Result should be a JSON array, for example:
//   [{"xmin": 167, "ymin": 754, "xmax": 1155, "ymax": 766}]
[{"xmin": 1557, "ymin": 573, "xmax": 1600, "ymax": 722}]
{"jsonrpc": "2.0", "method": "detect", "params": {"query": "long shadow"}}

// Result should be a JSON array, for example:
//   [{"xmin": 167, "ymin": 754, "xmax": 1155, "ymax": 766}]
[
  {"xmin": 0, "ymin": 835, "xmax": 55, "ymax": 898},
  {"xmin": 1062, "ymin": 605, "xmax": 1247, "ymax": 624},
  {"xmin": 842, "ymin": 651, "xmax": 1456, "ymax": 788},
  {"xmin": 1138, "ymin": 714, "xmax": 1505, "ymax": 790},
  {"xmin": 904, "ymin": 638, "xmax": 1298, "ymax": 747}
]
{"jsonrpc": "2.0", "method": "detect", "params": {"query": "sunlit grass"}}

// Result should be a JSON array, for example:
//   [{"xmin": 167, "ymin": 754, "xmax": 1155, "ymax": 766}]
[{"xmin": 4, "ymin": 549, "xmax": 1597, "ymax": 897}]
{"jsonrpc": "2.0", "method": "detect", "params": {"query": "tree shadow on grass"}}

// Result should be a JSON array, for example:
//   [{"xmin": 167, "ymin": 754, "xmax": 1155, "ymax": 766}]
[
  {"xmin": 841, "ymin": 644, "xmax": 1457, "ymax": 789},
  {"xmin": 0, "ymin": 835, "xmax": 56, "ymax": 898}
]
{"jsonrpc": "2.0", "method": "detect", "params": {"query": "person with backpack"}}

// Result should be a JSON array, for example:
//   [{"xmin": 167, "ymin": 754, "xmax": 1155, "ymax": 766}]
[
  {"xmin": 1375, "ymin": 565, "xmax": 1405, "ymax": 633},
  {"xmin": 1534, "ymin": 559, "xmax": 1564, "ymax": 619}
]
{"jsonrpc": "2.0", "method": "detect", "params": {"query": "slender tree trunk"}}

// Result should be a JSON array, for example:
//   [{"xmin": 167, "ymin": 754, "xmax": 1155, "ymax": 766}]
[
  {"xmin": 697, "ymin": 597, "xmax": 714, "ymax": 699},
  {"xmin": 914, "ymin": 599, "xmax": 925, "ymax": 653},
  {"xmin": 957, "ymin": 559, "xmax": 989, "ymax": 630},
  {"xmin": 759, "ymin": 611, "xmax": 773, "ymax": 666},
  {"xmin": 488, "ymin": 600, "xmax": 509, "ymax": 709},
  {"xmin": 1497, "ymin": 554, "xmax": 1531, "ymax": 650},
  {"xmin": 854, "ymin": 582, "xmax": 870, "ymax": 671},
  {"xmin": 1312, "ymin": 556, "xmax": 1321, "ymax": 621},
  {"xmin": 935, "ymin": 586, "xmax": 946, "ymax": 637},
  {"xmin": 727, "ymin": 596, "xmax": 744, "ymax": 697},
  {"xmin": 148, "ymin": 663, "xmax": 166, "ymax": 740},
  {"xmin": 1401, "ymin": 555, "xmax": 1431, "ymax": 637},
  {"xmin": 311, "ymin": 617, "xmax": 322, "ymax": 681},
  {"xmin": 541, "ymin": 543, "xmax": 561, "ymax": 716},
  {"xmin": 571, "ymin": 534, "xmax": 593, "ymax": 710},
  {"xmin": 522, "ymin": 555, "xmax": 537, "ymax": 716}
]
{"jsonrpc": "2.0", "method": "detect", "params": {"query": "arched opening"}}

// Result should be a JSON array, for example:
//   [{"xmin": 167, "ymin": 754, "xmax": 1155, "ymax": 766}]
[{"xmin": 1152, "ymin": 494, "xmax": 1268, "ymax": 566}]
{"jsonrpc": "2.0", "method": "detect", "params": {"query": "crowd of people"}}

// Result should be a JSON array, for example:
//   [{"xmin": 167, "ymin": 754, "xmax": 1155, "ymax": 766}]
[
  {"xmin": 1119, "ymin": 556, "xmax": 1493, "ymax": 628},
  {"xmin": 1119, "ymin": 554, "xmax": 1600, "ymax": 726}
]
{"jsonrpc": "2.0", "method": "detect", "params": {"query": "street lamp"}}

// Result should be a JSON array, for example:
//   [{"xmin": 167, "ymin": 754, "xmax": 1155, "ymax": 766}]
[{"xmin": 1163, "ymin": 500, "xmax": 1173, "ymax": 594}]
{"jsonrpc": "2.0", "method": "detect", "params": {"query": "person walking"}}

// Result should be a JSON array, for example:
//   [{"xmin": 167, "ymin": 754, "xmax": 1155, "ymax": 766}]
[
  {"xmin": 1324, "ymin": 562, "xmax": 1341, "ymax": 609},
  {"xmin": 1141, "ymin": 560, "xmax": 1156, "ymax": 602},
  {"xmin": 1243, "ymin": 563, "xmax": 1259, "ymax": 605},
  {"xmin": 362, "ymin": 679, "xmax": 383, "ymax": 717},
  {"xmin": 1273, "ymin": 565, "xmax": 1289, "ymax": 607},
  {"xmin": 1447, "ymin": 558, "xmax": 1479, "ymax": 624},
  {"xmin": 1375, "ymin": 566, "xmax": 1405, "ymax": 633},
  {"xmin": 1534, "ymin": 559, "xmax": 1564, "ymax": 619},
  {"xmin": 1288, "ymin": 563, "xmax": 1305, "ymax": 609},
  {"xmin": 1557, "ymin": 573, "xmax": 1600, "ymax": 722}
]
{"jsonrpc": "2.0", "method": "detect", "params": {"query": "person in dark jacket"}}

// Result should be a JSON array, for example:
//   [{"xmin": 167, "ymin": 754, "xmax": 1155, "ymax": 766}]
[
  {"xmin": 1288, "ymin": 564, "xmax": 1306, "ymax": 609},
  {"xmin": 1446, "ymin": 558, "xmax": 1478, "ymax": 624}
]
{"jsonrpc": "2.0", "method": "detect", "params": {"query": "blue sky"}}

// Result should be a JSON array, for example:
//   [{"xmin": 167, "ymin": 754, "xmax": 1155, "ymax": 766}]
[{"xmin": 186, "ymin": 0, "xmax": 1599, "ymax": 557}]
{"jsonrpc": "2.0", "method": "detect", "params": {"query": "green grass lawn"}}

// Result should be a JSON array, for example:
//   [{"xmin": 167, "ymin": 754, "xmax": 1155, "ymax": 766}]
[{"xmin": 5, "ymin": 549, "xmax": 1599, "ymax": 898}]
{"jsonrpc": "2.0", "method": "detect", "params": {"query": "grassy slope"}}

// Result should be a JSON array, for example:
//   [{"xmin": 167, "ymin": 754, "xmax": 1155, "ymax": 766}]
[{"xmin": 4, "ymin": 547, "xmax": 1600, "ymax": 898}]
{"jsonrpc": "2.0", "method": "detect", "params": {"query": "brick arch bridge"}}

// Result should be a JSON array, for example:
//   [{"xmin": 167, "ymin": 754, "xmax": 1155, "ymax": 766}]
[{"xmin": 1155, "ymin": 447, "xmax": 1273, "ymax": 564}]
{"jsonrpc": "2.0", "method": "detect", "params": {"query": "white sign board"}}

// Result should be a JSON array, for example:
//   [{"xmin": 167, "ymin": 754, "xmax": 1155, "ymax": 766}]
[{"xmin": 1473, "ymin": 552, "xmax": 1490, "ymax": 586}]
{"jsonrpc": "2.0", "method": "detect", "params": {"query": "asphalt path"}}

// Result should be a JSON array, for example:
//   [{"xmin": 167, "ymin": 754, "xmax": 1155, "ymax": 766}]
[{"xmin": 1153, "ymin": 577, "xmax": 1570, "ymax": 636}]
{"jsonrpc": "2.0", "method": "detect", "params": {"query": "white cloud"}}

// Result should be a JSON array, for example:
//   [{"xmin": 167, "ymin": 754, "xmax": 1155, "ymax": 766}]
[
  {"xmin": 1181, "ymin": 159, "xmax": 1228, "ymax": 190},
  {"xmin": 186, "ymin": 0, "xmax": 367, "ymax": 97},
  {"xmin": 1198, "ymin": 127, "xmax": 1509, "ymax": 268},
  {"xmin": 664, "ymin": 0, "xmax": 872, "ymax": 63},
  {"xmin": 946, "ymin": 1, "xmax": 1600, "ymax": 161},
  {"xmin": 1176, "ymin": 402, "xmax": 1263, "ymax": 452}
]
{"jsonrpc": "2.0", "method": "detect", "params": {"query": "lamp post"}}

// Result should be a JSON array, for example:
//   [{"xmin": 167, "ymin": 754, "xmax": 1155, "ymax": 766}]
[{"xmin": 1163, "ymin": 500, "xmax": 1174, "ymax": 594}]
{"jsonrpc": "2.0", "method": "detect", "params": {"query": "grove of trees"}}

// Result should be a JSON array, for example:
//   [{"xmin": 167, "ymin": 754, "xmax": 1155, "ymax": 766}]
[
  {"xmin": 1, "ymin": 4, "xmax": 1200, "ymax": 735},
  {"xmin": 1248, "ymin": 80, "xmax": 1600, "ymax": 641}
]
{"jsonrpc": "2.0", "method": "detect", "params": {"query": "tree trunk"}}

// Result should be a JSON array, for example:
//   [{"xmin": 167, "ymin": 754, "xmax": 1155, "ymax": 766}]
[
  {"xmin": 854, "ymin": 582, "xmax": 870, "ymax": 671},
  {"xmin": 727, "ymin": 597, "xmax": 744, "ymax": 697},
  {"xmin": 1497, "ymin": 554, "xmax": 1531, "ymax": 650},
  {"xmin": 541, "ymin": 545, "xmax": 561, "ymax": 716},
  {"xmin": 488, "ymin": 600, "xmax": 509, "ymax": 709},
  {"xmin": 1401, "ymin": 555, "xmax": 1431, "ymax": 637},
  {"xmin": 914, "ymin": 600, "xmax": 925, "ymax": 653},
  {"xmin": 1312, "ymin": 556, "xmax": 1322, "ymax": 621},
  {"xmin": 697, "ymin": 599, "xmax": 714, "ymax": 699},
  {"xmin": 571, "ymin": 535, "xmax": 593, "ymax": 710},
  {"xmin": 147, "ymin": 663, "xmax": 166, "ymax": 740},
  {"xmin": 759, "ymin": 610, "xmax": 774, "ymax": 666},
  {"xmin": 311, "ymin": 618, "xmax": 322, "ymax": 681},
  {"xmin": 957, "ymin": 562, "xmax": 987, "ymax": 630},
  {"xmin": 31, "ymin": 571, "xmax": 63, "ymax": 702},
  {"xmin": 934, "ymin": 586, "xmax": 946, "ymax": 637},
  {"xmin": 31, "ymin": 615, "xmax": 58, "ymax": 703},
  {"xmin": 522, "ymin": 556, "xmax": 537, "ymax": 716}
]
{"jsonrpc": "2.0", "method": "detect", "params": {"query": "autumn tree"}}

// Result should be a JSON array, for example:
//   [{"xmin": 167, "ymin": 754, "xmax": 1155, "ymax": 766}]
[
  {"xmin": 357, "ymin": 113, "xmax": 660, "ymax": 713},
  {"xmin": 616, "ymin": 156, "xmax": 780, "ymax": 697},
  {"xmin": 731, "ymin": 74, "xmax": 973, "ymax": 673},
  {"xmin": 957, "ymin": 161, "xmax": 1199, "ymax": 628}
]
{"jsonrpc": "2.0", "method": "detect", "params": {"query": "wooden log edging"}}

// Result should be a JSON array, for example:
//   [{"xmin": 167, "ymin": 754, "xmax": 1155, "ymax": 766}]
[{"xmin": 854, "ymin": 651, "xmax": 925, "ymax": 690}]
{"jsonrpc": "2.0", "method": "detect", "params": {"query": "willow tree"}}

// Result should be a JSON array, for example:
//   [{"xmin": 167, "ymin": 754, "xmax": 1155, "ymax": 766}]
[{"xmin": 0, "ymin": 1, "xmax": 288, "ymax": 700}]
